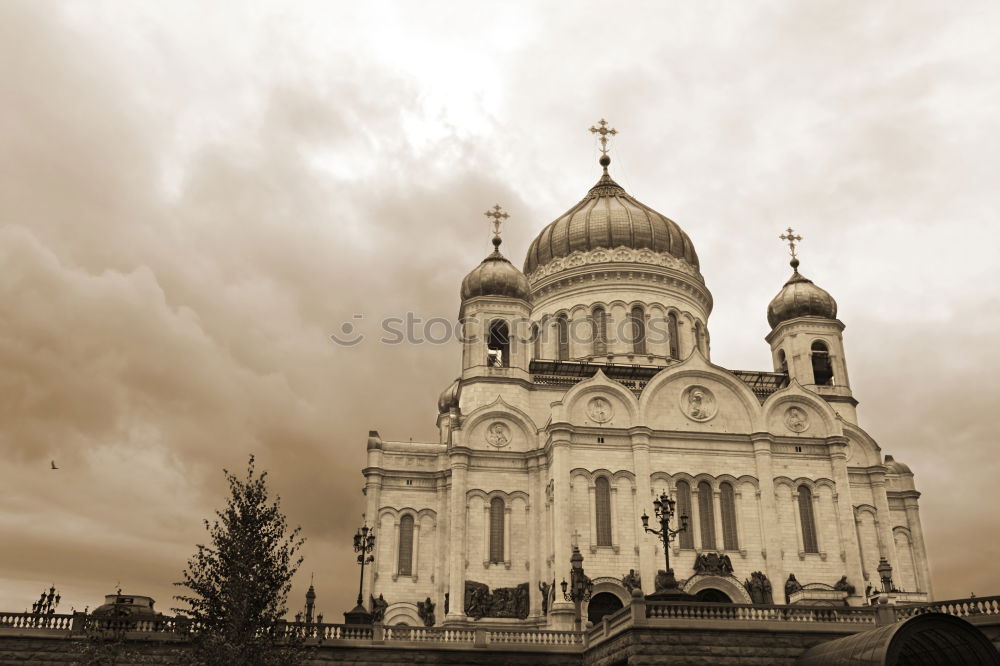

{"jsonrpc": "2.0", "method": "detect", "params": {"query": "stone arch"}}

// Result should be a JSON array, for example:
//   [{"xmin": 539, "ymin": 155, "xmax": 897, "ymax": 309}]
[
  {"xmin": 557, "ymin": 368, "xmax": 640, "ymax": 425},
  {"xmin": 683, "ymin": 574, "xmax": 753, "ymax": 604},
  {"xmin": 383, "ymin": 602, "xmax": 422, "ymax": 626},
  {"xmin": 762, "ymin": 383, "xmax": 842, "ymax": 437},
  {"xmin": 638, "ymin": 353, "xmax": 761, "ymax": 429}
]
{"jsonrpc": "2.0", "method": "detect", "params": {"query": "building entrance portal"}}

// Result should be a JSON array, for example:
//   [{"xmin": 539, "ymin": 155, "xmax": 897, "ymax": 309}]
[
  {"xmin": 694, "ymin": 588, "xmax": 732, "ymax": 603},
  {"xmin": 587, "ymin": 592, "xmax": 625, "ymax": 625}
]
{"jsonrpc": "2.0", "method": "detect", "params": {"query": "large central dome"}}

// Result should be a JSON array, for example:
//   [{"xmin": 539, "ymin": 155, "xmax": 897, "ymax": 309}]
[{"xmin": 523, "ymin": 164, "xmax": 700, "ymax": 276}]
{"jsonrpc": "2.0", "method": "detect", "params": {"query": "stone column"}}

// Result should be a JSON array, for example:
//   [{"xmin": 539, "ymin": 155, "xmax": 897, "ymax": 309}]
[
  {"xmin": 504, "ymin": 505, "xmax": 513, "ymax": 567},
  {"xmin": 713, "ymin": 488, "xmax": 724, "ymax": 550},
  {"xmin": 734, "ymin": 490, "xmax": 747, "ymax": 555},
  {"xmin": 610, "ymin": 484, "xmax": 620, "ymax": 551},
  {"xmin": 527, "ymin": 459, "xmax": 540, "ymax": 615},
  {"xmin": 902, "ymin": 492, "xmax": 933, "ymax": 597},
  {"xmin": 549, "ymin": 431, "xmax": 575, "ymax": 626},
  {"xmin": 587, "ymin": 481, "xmax": 597, "ymax": 552},
  {"xmin": 870, "ymin": 471, "xmax": 897, "ymax": 578},
  {"xmin": 629, "ymin": 428, "xmax": 657, "ymax": 592},
  {"xmin": 362, "ymin": 470, "xmax": 383, "ymax": 601},
  {"xmin": 435, "ymin": 479, "xmax": 449, "ymax": 614},
  {"xmin": 412, "ymin": 522, "xmax": 422, "ymax": 581},
  {"xmin": 690, "ymin": 485, "xmax": 703, "ymax": 549},
  {"xmin": 828, "ymin": 437, "xmax": 865, "ymax": 605},
  {"xmin": 751, "ymin": 433, "xmax": 785, "ymax": 593},
  {"xmin": 446, "ymin": 455, "xmax": 469, "ymax": 622}
]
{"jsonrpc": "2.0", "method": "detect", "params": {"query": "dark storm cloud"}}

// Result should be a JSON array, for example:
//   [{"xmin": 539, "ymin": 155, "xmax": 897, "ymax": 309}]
[{"xmin": 1, "ymin": 0, "xmax": 998, "ymax": 614}]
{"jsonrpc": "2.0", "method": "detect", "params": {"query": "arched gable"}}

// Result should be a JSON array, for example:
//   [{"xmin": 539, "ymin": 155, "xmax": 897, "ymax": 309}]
[
  {"xmin": 459, "ymin": 396, "xmax": 538, "ymax": 452},
  {"xmin": 638, "ymin": 351, "xmax": 760, "ymax": 432},
  {"xmin": 841, "ymin": 422, "xmax": 882, "ymax": 467},
  {"xmin": 761, "ymin": 380, "xmax": 842, "ymax": 438},
  {"xmin": 552, "ymin": 368, "xmax": 639, "ymax": 427}
]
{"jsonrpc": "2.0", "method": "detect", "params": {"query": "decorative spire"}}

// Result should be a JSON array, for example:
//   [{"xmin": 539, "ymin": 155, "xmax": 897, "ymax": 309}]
[
  {"xmin": 589, "ymin": 118, "xmax": 617, "ymax": 173},
  {"xmin": 484, "ymin": 204, "xmax": 509, "ymax": 252},
  {"xmin": 779, "ymin": 227, "xmax": 803, "ymax": 272}
]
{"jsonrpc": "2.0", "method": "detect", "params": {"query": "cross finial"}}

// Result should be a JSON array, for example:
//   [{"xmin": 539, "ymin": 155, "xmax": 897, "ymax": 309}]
[
  {"xmin": 484, "ymin": 204, "xmax": 509, "ymax": 251},
  {"xmin": 779, "ymin": 227, "xmax": 803, "ymax": 271},
  {"xmin": 589, "ymin": 118, "xmax": 617, "ymax": 173}
]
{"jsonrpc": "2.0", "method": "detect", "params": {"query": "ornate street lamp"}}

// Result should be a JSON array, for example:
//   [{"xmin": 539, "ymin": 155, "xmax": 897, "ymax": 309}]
[
  {"xmin": 877, "ymin": 557, "xmax": 896, "ymax": 593},
  {"xmin": 343, "ymin": 524, "xmax": 376, "ymax": 624},
  {"xmin": 642, "ymin": 490, "xmax": 694, "ymax": 600},
  {"xmin": 560, "ymin": 545, "xmax": 593, "ymax": 631}
]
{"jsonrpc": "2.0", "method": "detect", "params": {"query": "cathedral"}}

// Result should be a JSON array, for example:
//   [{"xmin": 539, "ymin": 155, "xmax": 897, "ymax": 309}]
[{"xmin": 358, "ymin": 122, "xmax": 932, "ymax": 629}]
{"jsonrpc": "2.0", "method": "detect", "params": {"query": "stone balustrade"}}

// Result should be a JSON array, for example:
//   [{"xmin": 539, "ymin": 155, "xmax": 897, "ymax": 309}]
[{"xmin": 1, "ymin": 595, "xmax": 997, "ymax": 655}]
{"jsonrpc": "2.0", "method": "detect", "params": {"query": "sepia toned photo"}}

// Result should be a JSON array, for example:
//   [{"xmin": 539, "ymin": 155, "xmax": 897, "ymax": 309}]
[{"xmin": 2, "ymin": 2, "xmax": 999, "ymax": 664}]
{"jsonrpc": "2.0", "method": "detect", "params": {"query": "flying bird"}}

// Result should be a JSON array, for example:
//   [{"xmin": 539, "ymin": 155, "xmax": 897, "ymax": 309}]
[{"xmin": 50, "ymin": 460, "xmax": 58, "ymax": 470}]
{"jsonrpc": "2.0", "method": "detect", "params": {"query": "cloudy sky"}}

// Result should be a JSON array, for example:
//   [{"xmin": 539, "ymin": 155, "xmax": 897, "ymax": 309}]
[{"xmin": 2, "ymin": 0, "xmax": 999, "ymax": 615}]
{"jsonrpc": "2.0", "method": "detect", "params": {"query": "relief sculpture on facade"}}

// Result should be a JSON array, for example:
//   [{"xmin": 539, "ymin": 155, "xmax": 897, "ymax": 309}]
[{"xmin": 464, "ymin": 580, "xmax": 529, "ymax": 619}]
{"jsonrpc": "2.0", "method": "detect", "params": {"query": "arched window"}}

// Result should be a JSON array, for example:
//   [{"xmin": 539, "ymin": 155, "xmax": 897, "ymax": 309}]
[
  {"xmin": 697, "ymin": 481, "xmax": 716, "ymax": 550},
  {"xmin": 777, "ymin": 349, "xmax": 788, "ymax": 374},
  {"xmin": 397, "ymin": 514, "xmax": 414, "ymax": 576},
  {"xmin": 531, "ymin": 323, "xmax": 540, "ymax": 361},
  {"xmin": 667, "ymin": 312, "xmax": 679, "ymax": 359},
  {"xmin": 595, "ymin": 477, "xmax": 612, "ymax": 546},
  {"xmin": 811, "ymin": 341, "xmax": 833, "ymax": 385},
  {"xmin": 592, "ymin": 307, "xmax": 608, "ymax": 356},
  {"xmin": 694, "ymin": 321, "xmax": 706, "ymax": 356},
  {"xmin": 489, "ymin": 497, "xmax": 505, "ymax": 563},
  {"xmin": 798, "ymin": 485, "xmax": 819, "ymax": 553},
  {"xmin": 630, "ymin": 306, "xmax": 646, "ymax": 355},
  {"xmin": 720, "ymin": 482, "xmax": 738, "ymax": 551},
  {"xmin": 675, "ymin": 481, "xmax": 694, "ymax": 549},
  {"xmin": 487, "ymin": 320, "xmax": 510, "ymax": 368},
  {"xmin": 556, "ymin": 315, "xmax": 569, "ymax": 361}
]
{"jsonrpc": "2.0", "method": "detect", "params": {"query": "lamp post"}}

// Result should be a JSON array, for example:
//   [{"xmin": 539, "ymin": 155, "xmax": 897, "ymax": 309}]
[
  {"xmin": 642, "ymin": 490, "xmax": 694, "ymax": 600},
  {"xmin": 560, "ymin": 545, "xmax": 593, "ymax": 631},
  {"xmin": 343, "ymin": 524, "xmax": 376, "ymax": 624}
]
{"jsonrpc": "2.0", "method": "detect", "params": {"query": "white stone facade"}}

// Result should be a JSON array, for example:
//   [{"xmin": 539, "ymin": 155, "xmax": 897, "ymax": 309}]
[{"xmin": 359, "ymin": 174, "xmax": 932, "ymax": 629}]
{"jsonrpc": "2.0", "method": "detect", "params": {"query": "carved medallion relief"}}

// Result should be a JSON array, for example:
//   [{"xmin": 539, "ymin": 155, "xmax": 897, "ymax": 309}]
[
  {"xmin": 784, "ymin": 406, "xmax": 809, "ymax": 433},
  {"xmin": 485, "ymin": 422, "xmax": 511, "ymax": 448},
  {"xmin": 587, "ymin": 396, "xmax": 613, "ymax": 423},
  {"xmin": 681, "ymin": 385, "xmax": 717, "ymax": 422}
]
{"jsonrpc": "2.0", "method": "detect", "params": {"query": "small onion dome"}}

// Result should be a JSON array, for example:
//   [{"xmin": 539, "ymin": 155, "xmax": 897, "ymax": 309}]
[
  {"xmin": 767, "ymin": 258, "xmax": 838, "ymax": 328},
  {"xmin": 437, "ymin": 377, "xmax": 460, "ymax": 414},
  {"xmin": 524, "ymin": 158, "xmax": 699, "ymax": 275},
  {"xmin": 461, "ymin": 239, "xmax": 531, "ymax": 301},
  {"xmin": 883, "ymin": 454, "xmax": 913, "ymax": 475}
]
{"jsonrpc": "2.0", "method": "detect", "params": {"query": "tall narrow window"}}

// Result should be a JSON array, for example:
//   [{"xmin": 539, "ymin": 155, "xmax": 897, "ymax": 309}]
[
  {"xmin": 592, "ymin": 307, "xmax": 608, "ymax": 356},
  {"xmin": 489, "ymin": 497, "xmax": 505, "ymax": 563},
  {"xmin": 556, "ymin": 315, "xmax": 569, "ymax": 361},
  {"xmin": 798, "ymin": 485, "xmax": 819, "ymax": 553},
  {"xmin": 777, "ymin": 349, "xmax": 788, "ymax": 374},
  {"xmin": 811, "ymin": 341, "xmax": 833, "ymax": 385},
  {"xmin": 720, "ymin": 482, "xmax": 738, "ymax": 551},
  {"xmin": 487, "ymin": 320, "xmax": 510, "ymax": 368},
  {"xmin": 675, "ymin": 481, "xmax": 694, "ymax": 549},
  {"xmin": 531, "ymin": 323, "xmax": 541, "ymax": 361},
  {"xmin": 630, "ymin": 306, "xmax": 646, "ymax": 354},
  {"xmin": 667, "ymin": 312, "xmax": 679, "ymax": 359},
  {"xmin": 697, "ymin": 481, "xmax": 716, "ymax": 550},
  {"xmin": 595, "ymin": 477, "xmax": 612, "ymax": 546},
  {"xmin": 397, "ymin": 514, "xmax": 414, "ymax": 576}
]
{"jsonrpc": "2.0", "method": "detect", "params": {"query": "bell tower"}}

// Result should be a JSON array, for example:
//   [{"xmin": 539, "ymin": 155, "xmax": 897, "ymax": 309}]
[{"xmin": 765, "ymin": 229, "xmax": 858, "ymax": 423}]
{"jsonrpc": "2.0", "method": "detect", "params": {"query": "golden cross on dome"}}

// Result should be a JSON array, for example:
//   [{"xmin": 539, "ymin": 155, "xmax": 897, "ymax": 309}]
[
  {"xmin": 589, "ymin": 118, "xmax": 618, "ymax": 156},
  {"xmin": 484, "ymin": 204, "xmax": 509, "ymax": 249},
  {"xmin": 779, "ymin": 227, "xmax": 803, "ymax": 259}
]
